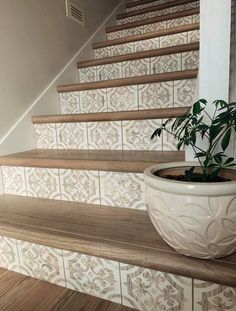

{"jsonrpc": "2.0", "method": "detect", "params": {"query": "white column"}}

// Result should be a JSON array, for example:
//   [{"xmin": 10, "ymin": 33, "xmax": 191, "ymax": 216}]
[{"xmin": 186, "ymin": 0, "xmax": 232, "ymax": 161}]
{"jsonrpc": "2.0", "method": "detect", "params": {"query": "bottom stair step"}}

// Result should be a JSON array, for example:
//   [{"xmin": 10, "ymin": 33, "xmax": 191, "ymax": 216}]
[{"xmin": 0, "ymin": 268, "xmax": 135, "ymax": 311}]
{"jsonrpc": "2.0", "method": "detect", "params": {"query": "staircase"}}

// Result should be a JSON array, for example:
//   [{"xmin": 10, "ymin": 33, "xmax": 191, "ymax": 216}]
[{"xmin": 0, "ymin": 1, "xmax": 235, "ymax": 310}]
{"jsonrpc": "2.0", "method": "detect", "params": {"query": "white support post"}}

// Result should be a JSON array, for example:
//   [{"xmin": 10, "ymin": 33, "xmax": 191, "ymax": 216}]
[{"xmin": 186, "ymin": 0, "xmax": 232, "ymax": 161}]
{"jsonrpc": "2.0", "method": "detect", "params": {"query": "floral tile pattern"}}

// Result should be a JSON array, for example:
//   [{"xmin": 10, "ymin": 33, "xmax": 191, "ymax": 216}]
[
  {"xmin": 99, "ymin": 172, "xmax": 145, "ymax": 209},
  {"xmin": 122, "ymin": 58, "xmax": 151, "ymax": 78},
  {"xmin": 107, "ymin": 31, "xmax": 124, "ymax": 40},
  {"xmin": 192, "ymin": 14, "xmax": 200, "ymax": 23},
  {"xmin": 160, "ymin": 33, "xmax": 188, "ymax": 48},
  {"xmin": 63, "ymin": 251, "xmax": 121, "ymax": 303},
  {"xmin": 79, "ymin": 89, "xmax": 107, "ymax": 114},
  {"xmin": 193, "ymin": 280, "xmax": 236, "ymax": 311},
  {"xmin": 0, "ymin": 236, "xmax": 20, "ymax": 272},
  {"xmin": 56, "ymin": 123, "xmax": 88, "ymax": 149},
  {"xmin": 174, "ymin": 79, "xmax": 197, "ymax": 107},
  {"xmin": 94, "ymin": 47, "xmax": 111, "ymax": 59},
  {"xmin": 18, "ymin": 241, "xmax": 65, "ymax": 286},
  {"xmin": 188, "ymin": 30, "xmax": 200, "ymax": 43},
  {"xmin": 166, "ymin": 16, "xmax": 193, "ymax": 28},
  {"xmin": 120, "ymin": 264, "xmax": 192, "ymax": 311},
  {"xmin": 182, "ymin": 51, "xmax": 199, "ymax": 70},
  {"xmin": 142, "ymin": 21, "xmax": 166, "ymax": 33},
  {"xmin": 2, "ymin": 166, "xmax": 27, "ymax": 196},
  {"xmin": 34, "ymin": 124, "xmax": 58, "ymax": 149},
  {"xmin": 134, "ymin": 38, "xmax": 159, "ymax": 53},
  {"xmin": 87, "ymin": 121, "xmax": 123, "ymax": 150},
  {"xmin": 138, "ymin": 82, "xmax": 174, "ymax": 110},
  {"xmin": 122, "ymin": 119, "xmax": 163, "ymax": 150},
  {"xmin": 78, "ymin": 67, "xmax": 97, "ymax": 83},
  {"xmin": 59, "ymin": 92, "xmax": 80, "ymax": 114},
  {"xmin": 151, "ymin": 54, "xmax": 181, "ymax": 74},
  {"xmin": 59, "ymin": 169, "xmax": 100, "ymax": 204},
  {"xmin": 97, "ymin": 63, "xmax": 122, "ymax": 81},
  {"xmin": 25, "ymin": 167, "xmax": 61, "ymax": 200},
  {"xmin": 110, "ymin": 43, "xmax": 134, "ymax": 56},
  {"xmin": 107, "ymin": 86, "xmax": 138, "ymax": 112}
]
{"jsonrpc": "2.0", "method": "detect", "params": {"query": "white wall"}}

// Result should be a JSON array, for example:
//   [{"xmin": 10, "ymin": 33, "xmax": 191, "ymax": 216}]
[{"xmin": 0, "ymin": 0, "xmax": 123, "ymax": 155}]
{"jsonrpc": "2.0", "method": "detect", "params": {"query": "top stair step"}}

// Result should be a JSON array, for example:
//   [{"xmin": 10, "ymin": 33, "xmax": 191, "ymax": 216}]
[
  {"xmin": 0, "ymin": 194, "xmax": 235, "ymax": 287},
  {"xmin": 126, "ymin": 0, "xmax": 177, "ymax": 9},
  {"xmin": 118, "ymin": 0, "xmax": 198, "ymax": 20}
]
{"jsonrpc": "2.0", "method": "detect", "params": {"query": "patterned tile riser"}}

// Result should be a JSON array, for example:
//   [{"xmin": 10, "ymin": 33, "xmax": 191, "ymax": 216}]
[
  {"xmin": 79, "ymin": 51, "xmax": 199, "ymax": 83},
  {"xmin": 118, "ymin": 2, "xmax": 199, "ymax": 25},
  {"xmin": 0, "ymin": 235, "xmax": 234, "ymax": 311},
  {"xmin": 98, "ymin": 30, "xmax": 200, "ymax": 59},
  {"xmin": 60, "ymin": 79, "xmax": 197, "ymax": 114},
  {"xmin": 1, "ymin": 166, "xmax": 146, "ymax": 209},
  {"xmin": 106, "ymin": 15, "xmax": 199, "ymax": 40},
  {"xmin": 125, "ymin": 0, "xmax": 193, "ymax": 12}
]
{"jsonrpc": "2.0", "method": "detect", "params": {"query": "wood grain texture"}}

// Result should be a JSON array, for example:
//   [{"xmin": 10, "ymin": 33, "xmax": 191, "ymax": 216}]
[
  {"xmin": 126, "ymin": 0, "xmax": 183, "ymax": 8},
  {"xmin": 106, "ymin": 8, "xmax": 199, "ymax": 33},
  {"xmin": 57, "ymin": 69, "xmax": 198, "ymax": 93},
  {"xmin": 118, "ymin": 0, "xmax": 198, "ymax": 19},
  {"xmin": 0, "ymin": 268, "xmax": 134, "ymax": 311},
  {"xmin": 32, "ymin": 107, "xmax": 190, "ymax": 124},
  {"xmin": 79, "ymin": 42, "xmax": 199, "ymax": 68},
  {"xmin": 0, "ymin": 194, "xmax": 235, "ymax": 287},
  {"xmin": 0, "ymin": 149, "xmax": 185, "ymax": 172},
  {"xmin": 93, "ymin": 23, "xmax": 199, "ymax": 48}
]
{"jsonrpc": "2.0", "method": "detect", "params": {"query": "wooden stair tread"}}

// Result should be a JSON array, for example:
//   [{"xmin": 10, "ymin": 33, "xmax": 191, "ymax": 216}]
[
  {"xmin": 106, "ymin": 8, "xmax": 199, "ymax": 33},
  {"xmin": 79, "ymin": 42, "xmax": 199, "ymax": 68},
  {"xmin": 93, "ymin": 23, "xmax": 199, "ymax": 49},
  {"xmin": 0, "ymin": 149, "xmax": 184, "ymax": 172},
  {"xmin": 32, "ymin": 107, "xmax": 190, "ymax": 124},
  {"xmin": 118, "ymin": 0, "xmax": 198, "ymax": 19},
  {"xmin": 57, "ymin": 69, "xmax": 198, "ymax": 93},
  {"xmin": 0, "ymin": 268, "xmax": 134, "ymax": 311},
  {"xmin": 0, "ymin": 194, "xmax": 236, "ymax": 287},
  {"xmin": 126, "ymin": 0, "xmax": 175, "ymax": 9}
]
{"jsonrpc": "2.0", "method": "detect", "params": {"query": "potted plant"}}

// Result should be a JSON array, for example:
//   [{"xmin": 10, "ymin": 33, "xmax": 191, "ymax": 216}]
[{"xmin": 144, "ymin": 99, "xmax": 236, "ymax": 259}]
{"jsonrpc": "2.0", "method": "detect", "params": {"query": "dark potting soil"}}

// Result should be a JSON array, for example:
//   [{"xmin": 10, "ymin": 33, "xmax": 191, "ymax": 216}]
[{"xmin": 153, "ymin": 173, "xmax": 231, "ymax": 183}]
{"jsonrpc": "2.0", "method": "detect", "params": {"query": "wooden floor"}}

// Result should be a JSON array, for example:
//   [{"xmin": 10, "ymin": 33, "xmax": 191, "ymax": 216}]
[{"xmin": 0, "ymin": 268, "xmax": 135, "ymax": 311}]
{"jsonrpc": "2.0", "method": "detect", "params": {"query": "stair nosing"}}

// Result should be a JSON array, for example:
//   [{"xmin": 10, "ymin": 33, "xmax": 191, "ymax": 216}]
[
  {"xmin": 78, "ymin": 42, "xmax": 199, "ymax": 68},
  {"xmin": 32, "ymin": 107, "xmax": 190, "ymax": 124},
  {"xmin": 126, "ymin": 0, "xmax": 175, "ymax": 8},
  {"xmin": 106, "ymin": 8, "xmax": 199, "ymax": 33},
  {"xmin": 57, "ymin": 69, "xmax": 198, "ymax": 93},
  {"xmin": 118, "ymin": 0, "xmax": 198, "ymax": 20},
  {"xmin": 94, "ymin": 23, "xmax": 199, "ymax": 49}
]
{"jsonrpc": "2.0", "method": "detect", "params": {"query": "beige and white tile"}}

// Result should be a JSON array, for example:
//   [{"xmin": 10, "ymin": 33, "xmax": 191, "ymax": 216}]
[
  {"xmin": 122, "ymin": 58, "xmax": 151, "ymax": 78},
  {"xmin": 100, "ymin": 171, "xmax": 145, "ymax": 209},
  {"xmin": 134, "ymin": 38, "xmax": 159, "ymax": 53},
  {"xmin": 166, "ymin": 16, "xmax": 193, "ymax": 28},
  {"xmin": 87, "ymin": 121, "xmax": 122, "ymax": 150},
  {"xmin": 194, "ymin": 280, "xmax": 236, "ymax": 311},
  {"xmin": 79, "ymin": 89, "xmax": 107, "ymax": 114},
  {"xmin": 143, "ymin": 21, "xmax": 166, "ymax": 33},
  {"xmin": 138, "ymin": 82, "xmax": 174, "ymax": 110},
  {"xmin": 160, "ymin": 32, "xmax": 188, "ymax": 48},
  {"xmin": 151, "ymin": 54, "xmax": 181, "ymax": 74},
  {"xmin": 174, "ymin": 79, "xmax": 197, "ymax": 107},
  {"xmin": 60, "ymin": 169, "xmax": 100, "ymax": 204},
  {"xmin": 120, "ymin": 264, "xmax": 192, "ymax": 311},
  {"xmin": 2, "ymin": 166, "xmax": 26, "ymax": 196},
  {"xmin": 63, "ymin": 251, "xmax": 121, "ymax": 303},
  {"xmin": 107, "ymin": 85, "xmax": 138, "ymax": 112},
  {"xmin": 107, "ymin": 31, "xmax": 124, "ymax": 40},
  {"xmin": 122, "ymin": 119, "xmax": 163, "ymax": 150},
  {"xmin": 25, "ymin": 167, "xmax": 61, "ymax": 200},
  {"xmin": 34, "ymin": 124, "xmax": 58, "ymax": 149},
  {"xmin": 97, "ymin": 63, "xmax": 122, "ymax": 81},
  {"xmin": 110, "ymin": 43, "xmax": 134, "ymax": 56},
  {"xmin": 78, "ymin": 66, "xmax": 97, "ymax": 83},
  {"xmin": 0, "ymin": 236, "xmax": 20, "ymax": 272},
  {"xmin": 56, "ymin": 123, "xmax": 88, "ymax": 149},
  {"xmin": 182, "ymin": 51, "xmax": 199, "ymax": 70},
  {"xmin": 18, "ymin": 241, "xmax": 65, "ymax": 286},
  {"xmin": 59, "ymin": 92, "xmax": 80, "ymax": 114},
  {"xmin": 192, "ymin": 14, "xmax": 200, "ymax": 23},
  {"xmin": 125, "ymin": 26, "xmax": 144, "ymax": 37},
  {"xmin": 188, "ymin": 30, "xmax": 200, "ymax": 43},
  {"xmin": 94, "ymin": 47, "xmax": 111, "ymax": 59}
]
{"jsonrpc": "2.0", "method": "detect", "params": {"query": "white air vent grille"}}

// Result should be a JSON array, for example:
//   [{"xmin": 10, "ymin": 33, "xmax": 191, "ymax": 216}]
[{"xmin": 66, "ymin": 0, "xmax": 85, "ymax": 26}]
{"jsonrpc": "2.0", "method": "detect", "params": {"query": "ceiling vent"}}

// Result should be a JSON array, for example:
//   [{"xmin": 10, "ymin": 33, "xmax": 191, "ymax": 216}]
[{"xmin": 66, "ymin": 0, "xmax": 85, "ymax": 26}]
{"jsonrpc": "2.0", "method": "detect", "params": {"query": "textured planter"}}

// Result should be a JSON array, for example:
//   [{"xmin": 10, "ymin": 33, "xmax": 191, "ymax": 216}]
[{"xmin": 144, "ymin": 162, "xmax": 236, "ymax": 259}]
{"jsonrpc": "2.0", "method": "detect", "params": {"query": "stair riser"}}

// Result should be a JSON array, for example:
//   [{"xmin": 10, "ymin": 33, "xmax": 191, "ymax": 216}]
[
  {"xmin": 107, "ymin": 14, "xmax": 199, "ymax": 40},
  {"xmin": 33, "ymin": 117, "xmax": 180, "ymax": 151},
  {"xmin": 79, "ymin": 51, "xmax": 199, "ymax": 83},
  {"xmin": 97, "ymin": 30, "xmax": 199, "ymax": 58},
  {"xmin": 2, "ymin": 166, "xmax": 146, "ymax": 209},
  {"xmin": 126, "ymin": 0, "xmax": 179, "ymax": 12},
  {"xmin": 119, "ymin": 2, "xmax": 199, "ymax": 25},
  {"xmin": 59, "ymin": 79, "xmax": 197, "ymax": 114},
  {"xmin": 0, "ymin": 235, "xmax": 193, "ymax": 311}
]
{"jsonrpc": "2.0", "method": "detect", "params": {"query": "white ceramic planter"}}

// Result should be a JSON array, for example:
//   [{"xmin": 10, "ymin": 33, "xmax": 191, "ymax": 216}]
[{"xmin": 144, "ymin": 162, "xmax": 236, "ymax": 259}]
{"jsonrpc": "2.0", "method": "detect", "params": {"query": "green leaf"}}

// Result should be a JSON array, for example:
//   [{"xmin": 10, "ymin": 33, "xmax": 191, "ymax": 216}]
[
  {"xmin": 193, "ymin": 101, "xmax": 201, "ymax": 115},
  {"xmin": 221, "ymin": 128, "xmax": 232, "ymax": 151}
]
